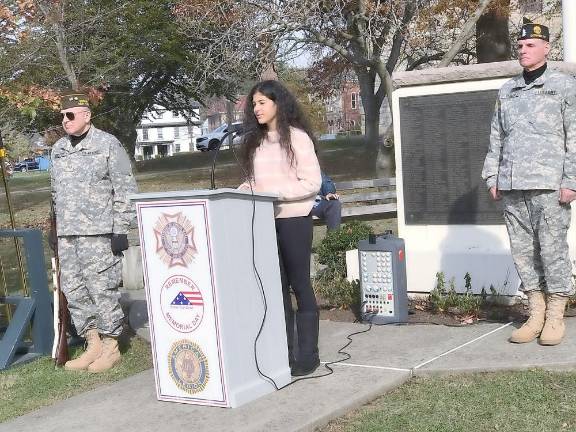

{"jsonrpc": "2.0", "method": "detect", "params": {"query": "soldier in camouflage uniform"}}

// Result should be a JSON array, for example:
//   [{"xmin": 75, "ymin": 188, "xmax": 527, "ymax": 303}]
[
  {"xmin": 50, "ymin": 91, "xmax": 137, "ymax": 371},
  {"xmin": 482, "ymin": 20, "xmax": 576, "ymax": 346}
]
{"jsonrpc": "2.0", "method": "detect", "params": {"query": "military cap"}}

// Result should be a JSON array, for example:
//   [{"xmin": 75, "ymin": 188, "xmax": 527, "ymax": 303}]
[
  {"xmin": 60, "ymin": 91, "xmax": 90, "ymax": 110},
  {"xmin": 518, "ymin": 18, "xmax": 549, "ymax": 42}
]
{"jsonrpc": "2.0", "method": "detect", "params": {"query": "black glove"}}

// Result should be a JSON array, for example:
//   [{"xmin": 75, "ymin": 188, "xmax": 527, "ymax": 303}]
[
  {"xmin": 48, "ymin": 227, "xmax": 57, "ymax": 252},
  {"xmin": 111, "ymin": 234, "xmax": 129, "ymax": 256}
]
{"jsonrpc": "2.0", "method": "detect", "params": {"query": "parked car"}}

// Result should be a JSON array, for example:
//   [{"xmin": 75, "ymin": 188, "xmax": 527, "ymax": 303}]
[
  {"xmin": 13, "ymin": 158, "xmax": 40, "ymax": 172},
  {"xmin": 318, "ymin": 133, "xmax": 337, "ymax": 141},
  {"xmin": 196, "ymin": 122, "xmax": 243, "ymax": 152}
]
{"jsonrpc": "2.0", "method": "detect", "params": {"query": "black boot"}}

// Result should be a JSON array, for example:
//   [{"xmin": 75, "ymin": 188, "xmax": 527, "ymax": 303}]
[{"xmin": 291, "ymin": 311, "xmax": 320, "ymax": 376}]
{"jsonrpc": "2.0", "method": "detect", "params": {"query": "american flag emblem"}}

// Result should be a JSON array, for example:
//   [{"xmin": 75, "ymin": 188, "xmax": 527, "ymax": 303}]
[
  {"xmin": 171, "ymin": 291, "xmax": 204, "ymax": 306},
  {"xmin": 161, "ymin": 275, "xmax": 205, "ymax": 333}
]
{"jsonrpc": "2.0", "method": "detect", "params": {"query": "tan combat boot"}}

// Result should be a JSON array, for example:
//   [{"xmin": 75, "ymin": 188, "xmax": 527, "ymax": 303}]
[
  {"xmin": 87, "ymin": 336, "xmax": 121, "ymax": 373},
  {"xmin": 510, "ymin": 291, "xmax": 546, "ymax": 343},
  {"xmin": 64, "ymin": 329, "xmax": 102, "ymax": 371},
  {"xmin": 539, "ymin": 294, "xmax": 569, "ymax": 346}
]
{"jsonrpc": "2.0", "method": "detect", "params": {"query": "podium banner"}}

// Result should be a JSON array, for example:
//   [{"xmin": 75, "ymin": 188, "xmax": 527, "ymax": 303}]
[{"xmin": 136, "ymin": 199, "xmax": 227, "ymax": 406}]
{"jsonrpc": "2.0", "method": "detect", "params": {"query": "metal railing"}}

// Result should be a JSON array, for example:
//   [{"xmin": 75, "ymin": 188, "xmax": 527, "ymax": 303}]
[{"xmin": 0, "ymin": 229, "xmax": 53, "ymax": 370}]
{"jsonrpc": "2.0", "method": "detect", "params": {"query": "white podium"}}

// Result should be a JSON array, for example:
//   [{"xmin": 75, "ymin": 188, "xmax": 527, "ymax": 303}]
[{"xmin": 130, "ymin": 189, "xmax": 291, "ymax": 408}]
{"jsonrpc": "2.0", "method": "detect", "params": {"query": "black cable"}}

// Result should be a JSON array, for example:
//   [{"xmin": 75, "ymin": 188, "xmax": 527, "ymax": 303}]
[
  {"xmin": 230, "ymin": 143, "xmax": 280, "ymax": 390},
  {"xmin": 228, "ymin": 145, "xmax": 406, "ymax": 389},
  {"xmin": 282, "ymin": 307, "xmax": 404, "ymax": 387},
  {"xmin": 283, "ymin": 324, "xmax": 373, "ymax": 386},
  {"xmin": 248, "ymin": 181, "xmax": 281, "ymax": 390}
]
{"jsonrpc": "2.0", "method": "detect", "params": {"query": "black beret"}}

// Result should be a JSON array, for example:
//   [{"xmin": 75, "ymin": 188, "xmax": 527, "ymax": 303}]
[
  {"xmin": 518, "ymin": 19, "xmax": 549, "ymax": 42},
  {"xmin": 60, "ymin": 91, "xmax": 90, "ymax": 110}
]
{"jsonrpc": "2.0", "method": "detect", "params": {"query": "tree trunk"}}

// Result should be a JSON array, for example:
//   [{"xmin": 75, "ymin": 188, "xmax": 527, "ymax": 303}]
[
  {"xmin": 94, "ymin": 91, "xmax": 140, "ymax": 163},
  {"xmin": 103, "ymin": 114, "xmax": 138, "ymax": 163},
  {"xmin": 376, "ymin": 128, "xmax": 394, "ymax": 178},
  {"xmin": 356, "ymin": 68, "xmax": 379, "ymax": 145},
  {"xmin": 226, "ymin": 99, "xmax": 234, "ymax": 146},
  {"xmin": 187, "ymin": 121, "xmax": 196, "ymax": 151},
  {"xmin": 54, "ymin": 23, "xmax": 79, "ymax": 89},
  {"xmin": 364, "ymin": 105, "xmax": 379, "ymax": 145},
  {"xmin": 438, "ymin": 0, "xmax": 493, "ymax": 67},
  {"xmin": 355, "ymin": 68, "xmax": 387, "ymax": 178},
  {"xmin": 476, "ymin": 3, "xmax": 511, "ymax": 63},
  {"xmin": 38, "ymin": 2, "xmax": 79, "ymax": 89}
]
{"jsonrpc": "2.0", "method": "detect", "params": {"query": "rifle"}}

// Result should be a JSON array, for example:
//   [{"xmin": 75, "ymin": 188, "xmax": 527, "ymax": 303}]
[{"xmin": 50, "ymin": 203, "xmax": 69, "ymax": 366}]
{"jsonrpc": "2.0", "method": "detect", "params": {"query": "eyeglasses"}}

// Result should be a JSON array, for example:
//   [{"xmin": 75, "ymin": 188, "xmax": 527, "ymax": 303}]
[{"xmin": 61, "ymin": 111, "xmax": 88, "ymax": 121}]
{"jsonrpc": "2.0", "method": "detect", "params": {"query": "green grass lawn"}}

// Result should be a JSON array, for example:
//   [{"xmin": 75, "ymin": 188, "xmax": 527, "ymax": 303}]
[
  {"xmin": 0, "ymin": 137, "xmax": 392, "ymax": 424},
  {"xmin": 3, "ymin": 143, "xmax": 576, "ymax": 430},
  {"xmin": 0, "ymin": 136, "xmax": 385, "ymax": 229},
  {"xmin": 0, "ymin": 332, "xmax": 152, "ymax": 423},
  {"xmin": 134, "ymin": 135, "xmax": 376, "ymax": 177},
  {"xmin": 322, "ymin": 369, "xmax": 576, "ymax": 432},
  {"xmin": 3, "ymin": 170, "xmax": 51, "ymax": 191}
]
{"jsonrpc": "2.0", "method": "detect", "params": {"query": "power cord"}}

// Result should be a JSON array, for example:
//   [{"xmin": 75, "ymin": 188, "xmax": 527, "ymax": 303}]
[
  {"xmin": 230, "ymin": 144, "xmax": 280, "ymax": 390},
  {"xmin": 227, "ymin": 146, "xmax": 404, "ymax": 390},
  {"xmin": 282, "ymin": 305, "xmax": 404, "ymax": 387}
]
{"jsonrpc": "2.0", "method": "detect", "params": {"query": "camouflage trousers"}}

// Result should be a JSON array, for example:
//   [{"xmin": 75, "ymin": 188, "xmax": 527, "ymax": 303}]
[
  {"xmin": 58, "ymin": 235, "xmax": 124, "ymax": 337},
  {"xmin": 503, "ymin": 190, "xmax": 574, "ymax": 295}
]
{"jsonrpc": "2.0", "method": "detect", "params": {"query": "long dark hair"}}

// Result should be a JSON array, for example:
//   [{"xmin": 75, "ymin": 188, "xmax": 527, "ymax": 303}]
[{"xmin": 240, "ymin": 80, "xmax": 316, "ymax": 179}]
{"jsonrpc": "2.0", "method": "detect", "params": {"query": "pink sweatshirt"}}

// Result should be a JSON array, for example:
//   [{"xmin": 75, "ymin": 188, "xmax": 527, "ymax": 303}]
[{"xmin": 240, "ymin": 127, "xmax": 321, "ymax": 218}]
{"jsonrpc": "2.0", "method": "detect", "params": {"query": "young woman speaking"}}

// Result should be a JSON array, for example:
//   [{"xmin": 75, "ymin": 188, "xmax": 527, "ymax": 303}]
[{"xmin": 239, "ymin": 80, "xmax": 322, "ymax": 376}]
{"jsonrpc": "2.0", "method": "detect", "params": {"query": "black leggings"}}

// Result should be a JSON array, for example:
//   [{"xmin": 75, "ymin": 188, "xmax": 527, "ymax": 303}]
[{"xmin": 275, "ymin": 216, "xmax": 318, "ymax": 313}]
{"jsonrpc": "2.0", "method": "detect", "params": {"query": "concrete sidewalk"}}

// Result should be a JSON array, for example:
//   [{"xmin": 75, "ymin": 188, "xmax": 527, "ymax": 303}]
[{"xmin": 3, "ymin": 292, "xmax": 576, "ymax": 432}]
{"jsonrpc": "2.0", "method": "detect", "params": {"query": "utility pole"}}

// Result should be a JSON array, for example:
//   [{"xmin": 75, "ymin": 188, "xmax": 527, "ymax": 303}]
[
  {"xmin": 226, "ymin": 100, "xmax": 234, "ymax": 147},
  {"xmin": 563, "ymin": 0, "xmax": 576, "ymax": 62}
]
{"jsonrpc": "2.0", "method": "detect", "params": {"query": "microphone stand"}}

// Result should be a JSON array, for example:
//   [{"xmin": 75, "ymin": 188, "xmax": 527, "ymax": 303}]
[{"xmin": 210, "ymin": 126, "xmax": 241, "ymax": 190}]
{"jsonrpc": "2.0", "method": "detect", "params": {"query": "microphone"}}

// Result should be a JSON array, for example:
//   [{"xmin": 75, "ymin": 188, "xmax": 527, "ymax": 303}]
[{"xmin": 210, "ymin": 124, "xmax": 252, "ymax": 190}]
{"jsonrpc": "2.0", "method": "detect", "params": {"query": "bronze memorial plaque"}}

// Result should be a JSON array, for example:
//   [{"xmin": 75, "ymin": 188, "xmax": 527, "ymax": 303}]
[{"xmin": 399, "ymin": 90, "xmax": 504, "ymax": 225}]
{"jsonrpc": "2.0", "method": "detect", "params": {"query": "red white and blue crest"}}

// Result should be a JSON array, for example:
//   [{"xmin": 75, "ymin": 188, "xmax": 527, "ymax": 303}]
[{"xmin": 160, "ymin": 275, "xmax": 204, "ymax": 333}]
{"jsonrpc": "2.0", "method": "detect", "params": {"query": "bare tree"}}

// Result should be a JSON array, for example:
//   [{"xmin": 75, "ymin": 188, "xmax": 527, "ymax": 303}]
[
  {"xmin": 438, "ymin": 0, "xmax": 495, "ymax": 66},
  {"xmin": 176, "ymin": 1, "xmax": 428, "ymax": 145},
  {"xmin": 176, "ymin": 0, "xmax": 519, "ymax": 148},
  {"xmin": 35, "ymin": 1, "xmax": 80, "ymax": 89},
  {"xmin": 476, "ymin": 0, "xmax": 512, "ymax": 63}
]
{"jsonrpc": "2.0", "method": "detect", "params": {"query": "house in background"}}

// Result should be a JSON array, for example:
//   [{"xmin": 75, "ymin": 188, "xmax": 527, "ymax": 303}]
[
  {"xmin": 324, "ymin": 81, "xmax": 391, "ymax": 136},
  {"xmin": 199, "ymin": 85, "xmax": 393, "ymax": 141},
  {"xmin": 201, "ymin": 96, "xmax": 246, "ymax": 134},
  {"xmin": 135, "ymin": 105, "xmax": 201, "ymax": 160},
  {"xmin": 324, "ymin": 82, "xmax": 363, "ymax": 134}
]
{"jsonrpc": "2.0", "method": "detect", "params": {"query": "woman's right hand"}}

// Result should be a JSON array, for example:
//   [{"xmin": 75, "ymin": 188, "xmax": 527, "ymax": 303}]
[{"xmin": 237, "ymin": 182, "xmax": 250, "ymax": 191}]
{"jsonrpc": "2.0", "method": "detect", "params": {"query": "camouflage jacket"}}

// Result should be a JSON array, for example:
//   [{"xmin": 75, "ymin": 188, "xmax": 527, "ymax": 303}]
[
  {"xmin": 482, "ymin": 68, "xmax": 576, "ymax": 191},
  {"xmin": 51, "ymin": 126, "xmax": 137, "ymax": 236}
]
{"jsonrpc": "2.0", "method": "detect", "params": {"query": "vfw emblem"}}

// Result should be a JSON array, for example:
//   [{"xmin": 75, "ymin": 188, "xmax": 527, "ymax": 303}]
[
  {"xmin": 154, "ymin": 212, "xmax": 197, "ymax": 267},
  {"xmin": 160, "ymin": 275, "xmax": 204, "ymax": 333}
]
